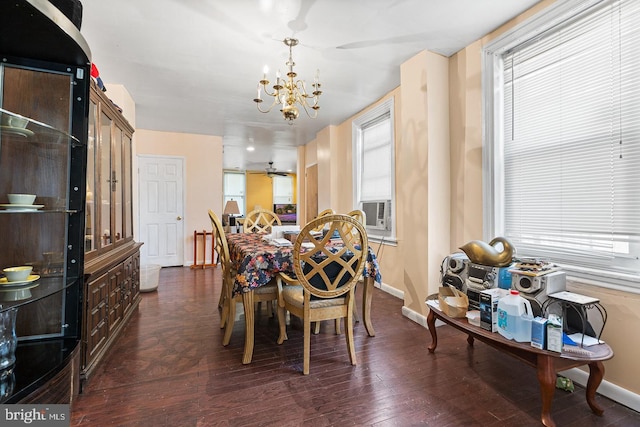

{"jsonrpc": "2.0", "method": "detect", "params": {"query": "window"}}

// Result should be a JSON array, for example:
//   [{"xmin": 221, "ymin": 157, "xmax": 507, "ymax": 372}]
[
  {"xmin": 353, "ymin": 97, "xmax": 395, "ymax": 239},
  {"xmin": 272, "ymin": 175, "xmax": 293, "ymax": 204},
  {"xmin": 223, "ymin": 171, "xmax": 246, "ymax": 215},
  {"xmin": 483, "ymin": 0, "xmax": 640, "ymax": 289}
]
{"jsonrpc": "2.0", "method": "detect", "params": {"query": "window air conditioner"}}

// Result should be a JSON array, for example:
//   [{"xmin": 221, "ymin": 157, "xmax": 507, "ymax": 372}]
[{"xmin": 361, "ymin": 200, "xmax": 390, "ymax": 231}]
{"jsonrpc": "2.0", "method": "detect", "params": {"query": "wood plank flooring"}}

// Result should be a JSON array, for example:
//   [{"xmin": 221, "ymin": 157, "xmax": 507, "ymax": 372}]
[{"xmin": 71, "ymin": 267, "xmax": 640, "ymax": 426}]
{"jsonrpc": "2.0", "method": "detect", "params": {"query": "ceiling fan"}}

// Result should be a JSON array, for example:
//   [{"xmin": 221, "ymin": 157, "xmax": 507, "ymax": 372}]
[{"xmin": 265, "ymin": 161, "xmax": 288, "ymax": 177}]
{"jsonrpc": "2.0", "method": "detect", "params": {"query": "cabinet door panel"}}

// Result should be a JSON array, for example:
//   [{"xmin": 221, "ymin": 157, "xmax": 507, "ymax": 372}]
[
  {"xmin": 121, "ymin": 255, "xmax": 133, "ymax": 312},
  {"xmin": 85, "ymin": 101, "xmax": 97, "ymax": 252},
  {"xmin": 131, "ymin": 251, "xmax": 140, "ymax": 299},
  {"xmin": 99, "ymin": 111, "xmax": 112, "ymax": 248},
  {"xmin": 124, "ymin": 134, "xmax": 133, "ymax": 239},
  {"xmin": 107, "ymin": 264, "xmax": 123, "ymax": 332},
  {"xmin": 2, "ymin": 66, "xmax": 71, "ymax": 133},
  {"xmin": 114, "ymin": 127, "xmax": 123, "ymax": 242},
  {"xmin": 87, "ymin": 273, "xmax": 109, "ymax": 362}
]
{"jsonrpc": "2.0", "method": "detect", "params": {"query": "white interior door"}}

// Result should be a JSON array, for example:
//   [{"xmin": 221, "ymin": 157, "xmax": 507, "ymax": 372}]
[{"xmin": 138, "ymin": 155, "xmax": 184, "ymax": 266}]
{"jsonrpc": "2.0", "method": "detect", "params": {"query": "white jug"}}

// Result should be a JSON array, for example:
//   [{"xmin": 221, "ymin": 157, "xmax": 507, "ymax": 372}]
[{"xmin": 497, "ymin": 290, "xmax": 533, "ymax": 342}]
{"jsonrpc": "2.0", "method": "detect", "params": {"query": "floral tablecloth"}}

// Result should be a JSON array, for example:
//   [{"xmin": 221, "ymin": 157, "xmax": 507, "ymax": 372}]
[{"xmin": 226, "ymin": 233, "xmax": 382, "ymax": 295}]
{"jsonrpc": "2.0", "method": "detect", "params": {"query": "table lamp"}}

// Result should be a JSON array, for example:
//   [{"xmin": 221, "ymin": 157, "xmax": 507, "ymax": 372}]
[{"xmin": 224, "ymin": 200, "xmax": 240, "ymax": 227}]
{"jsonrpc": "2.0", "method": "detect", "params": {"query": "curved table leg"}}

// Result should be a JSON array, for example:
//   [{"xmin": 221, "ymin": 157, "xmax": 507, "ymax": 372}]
[
  {"xmin": 586, "ymin": 361, "xmax": 605, "ymax": 415},
  {"xmin": 467, "ymin": 335, "xmax": 474, "ymax": 347},
  {"xmin": 362, "ymin": 277, "xmax": 375, "ymax": 337},
  {"xmin": 427, "ymin": 309, "xmax": 438, "ymax": 353},
  {"xmin": 537, "ymin": 354, "xmax": 557, "ymax": 427},
  {"xmin": 242, "ymin": 291, "xmax": 255, "ymax": 365}
]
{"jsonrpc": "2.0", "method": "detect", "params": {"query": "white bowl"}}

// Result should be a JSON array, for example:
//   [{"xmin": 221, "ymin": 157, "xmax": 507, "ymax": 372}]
[
  {"xmin": 7, "ymin": 194, "xmax": 36, "ymax": 205},
  {"xmin": 3, "ymin": 266, "xmax": 33, "ymax": 282},
  {"xmin": 2, "ymin": 114, "xmax": 29, "ymax": 128},
  {"xmin": 8, "ymin": 116, "xmax": 29, "ymax": 129},
  {"xmin": 0, "ymin": 288, "xmax": 32, "ymax": 301}
]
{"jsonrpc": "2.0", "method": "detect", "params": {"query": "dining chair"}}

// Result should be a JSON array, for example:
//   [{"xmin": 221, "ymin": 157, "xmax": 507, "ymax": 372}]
[
  {"xmin": 311, "ymin": 208, "xmax": 335, "ymax": 232},
  {"xmin": 349, "ymin": 209, "xmax": 368, "ymax": 307},
  {"xmin": 276, "ymin": 214, "xmax": 368, "ymax": 375},
  {"xmin": 347, "ymin": 209, "xmax": 366, "ymax": 225},
  {"xmin": 309, "ymin": 208, "xmax": 336, "ymax": 334},
  {"xmin": 243, "ymin": 208, "xmax": 282, "ymax": 234},
  {"xmin": 208, "ymin": 210, "xmax": 280, "ymax": 347},
  {"xmin": 329, "ymin": 209, "xmax": 367, "ymax": 333}
]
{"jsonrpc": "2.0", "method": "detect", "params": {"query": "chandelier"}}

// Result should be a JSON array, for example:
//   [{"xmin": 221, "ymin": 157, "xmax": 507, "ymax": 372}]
[{"xmin": 253, "ymin": 38, "xmax": 322, "ymax": 123}]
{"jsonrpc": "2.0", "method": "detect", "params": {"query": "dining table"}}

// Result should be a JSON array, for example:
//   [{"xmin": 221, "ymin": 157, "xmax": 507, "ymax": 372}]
[{"xmin": 226, "ymin": 232, "xmax": 382, "ymax": 364}]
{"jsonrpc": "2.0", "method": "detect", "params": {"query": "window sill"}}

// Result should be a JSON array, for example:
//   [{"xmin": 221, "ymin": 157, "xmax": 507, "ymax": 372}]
[
  {"xmin": 367, "ymin": 235, "xmax": 397, "ymax": 246},
  {"xmin": 566, "ymin": 273, "xmax": 640, "ymax": 296}
]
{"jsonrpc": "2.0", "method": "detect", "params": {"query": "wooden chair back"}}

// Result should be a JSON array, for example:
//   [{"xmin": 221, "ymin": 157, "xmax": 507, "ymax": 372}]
[
  {"xmin": 292, "ymin": 214, "xmax": 368, "ymax": 299},
  {"xmin": 208, "ymin": 210, "xmax": 233, "ymax": 324},
  {"xmin": 311, "ymin": 208, "xmax": 335, "ymax": 232},
  {"xmin": 209, "ymin": 209, "xmax": 280, "ymax": 358},
  {"xmin": 243, "ymin": 208, "xmax": 282, "ymax": 233},
  {"xmin": 347, "ymin": 209, "xmax": 366, "ymax": 225}
]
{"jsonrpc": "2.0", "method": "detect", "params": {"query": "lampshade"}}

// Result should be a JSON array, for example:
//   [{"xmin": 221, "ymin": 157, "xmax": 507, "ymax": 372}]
[{"xmin": 223, "ymin": 200, "xmax": 240, "ymax": 215}]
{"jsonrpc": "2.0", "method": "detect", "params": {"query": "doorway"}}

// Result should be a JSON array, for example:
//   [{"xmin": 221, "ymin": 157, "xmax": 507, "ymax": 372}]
[
  {"xmin": 138, "ymin": 155, "xmax": 185, "ymax": 266},
  {"xmin": 305, "ymin": 163, "xmax": 318, "ymax": 223}
]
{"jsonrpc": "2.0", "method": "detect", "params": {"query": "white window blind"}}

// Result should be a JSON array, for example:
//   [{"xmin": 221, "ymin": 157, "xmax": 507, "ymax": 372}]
[
  {"xmin": 223, "ymin": 171, "xmax": 246, "ymax": 214},
  {"xmin": 361, "ymin": 113, "xmax": 392, "ymax": 201},
  {"xmin": 499, "ymin": 0, "xmax": 640, "ymax": 282},
  {"xmin": 272, "ymin": 175, "xmax": 293, "ymax": 204},
  {"xmin": 353, "ymin": 97, "xmax": 396, "ymax": 239}
]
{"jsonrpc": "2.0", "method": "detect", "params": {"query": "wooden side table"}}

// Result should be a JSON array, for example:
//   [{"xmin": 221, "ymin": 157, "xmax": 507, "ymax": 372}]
[{"xmin": 425, "ymin": 294, "xmax": 613, "ymax": 427}]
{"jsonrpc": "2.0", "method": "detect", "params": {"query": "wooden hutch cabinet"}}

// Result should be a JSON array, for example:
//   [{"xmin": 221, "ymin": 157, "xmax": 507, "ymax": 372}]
[{"xmin": 82, "ymin": 78, "xmax": 142, "ymax": 382}]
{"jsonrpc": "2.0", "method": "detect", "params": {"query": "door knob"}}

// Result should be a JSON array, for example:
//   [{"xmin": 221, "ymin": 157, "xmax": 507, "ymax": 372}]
[{"xmin": 177, "ymin": 216, "xmax": 182, "ymax": 220}]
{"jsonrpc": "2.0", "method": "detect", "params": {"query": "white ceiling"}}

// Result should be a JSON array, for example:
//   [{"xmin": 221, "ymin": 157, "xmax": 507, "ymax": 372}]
[{"xmin": 79, "ymin": 0, "xmax": 541, "ymax": 173}]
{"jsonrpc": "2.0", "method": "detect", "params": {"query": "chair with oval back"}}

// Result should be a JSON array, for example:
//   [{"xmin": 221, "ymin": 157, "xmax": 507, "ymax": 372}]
[
  {"xmin": 330, "ymin": 209, "xmax": 367, "ymax": 333},
  {"xmin": 310, "ymin": 208, "xmax": 338, "ymax": 334},
  {"xmin": 243, "ymin": 208, "xmax": 282, "ymax": 234},
  {"xmin": 348, "ymin": 210, "xmax": 367, "ymax": 309},
  {"xmin": 347, "ymin": 209, "xmax": 366, "ymax": 226},
  {"xmin": 208, "ymin": 210, "xmax": 280, "ymax": 349},
  {"xmin": 276, "ymin": 214, "xmax": 368, "ymax": 375},
  {"xmin": 311, "ymin": 208, "xmax": 335, "ymax": 232}
]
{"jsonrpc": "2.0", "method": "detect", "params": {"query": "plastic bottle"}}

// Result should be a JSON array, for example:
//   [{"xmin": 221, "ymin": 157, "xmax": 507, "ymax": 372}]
[{"xmin": 497, "ymin": 289, "xmax": 533, "ymax": 342}]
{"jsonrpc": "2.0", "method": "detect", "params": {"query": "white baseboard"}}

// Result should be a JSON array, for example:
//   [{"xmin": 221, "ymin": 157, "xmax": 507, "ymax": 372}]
[
  {"xmin": 401, "ymin": 305, "xmax": 428, "ymax": 327},
  {"xmin": 377, "ymin": 281, "xmax": 404, "ymax": 299},
  {"xmin": 397, "ymin": 300, "xmax": 640, "ymax": 413},
  {"xmin": 559, "ymin": 368, "xmax": 640, "ymax": 413}
]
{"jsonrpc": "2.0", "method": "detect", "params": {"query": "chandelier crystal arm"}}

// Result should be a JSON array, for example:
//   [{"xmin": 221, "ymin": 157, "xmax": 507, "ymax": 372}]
[{"xmin": 252, "ymin": 37, "xmax": 322, "ymax": 123}]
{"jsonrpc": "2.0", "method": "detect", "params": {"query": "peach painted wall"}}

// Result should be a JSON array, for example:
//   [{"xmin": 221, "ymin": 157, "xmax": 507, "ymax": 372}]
[
  {"xmin": 103, "ymin": 84, "xmax": 136, "ymax": 128},
  {"xmin": 135, "ymin": 129, "xmax": 223, "ymax": 266},
  {"xmin": 301, "ymin": 139, "xmax": 318, "ymax": 224},
  {"xmin": 302, "ymin": 49, "xmax": 450, "ymax": 314},
  {"xmin": 316, "ymin": 127, "xmax": 332, "ymax": 212},
  {"xmin": 450, "ymin": 0, "xmax": 640, "ymax": 400},
  {"xmin": 400, "ymin": 51, "xmax": 451, "ymax": 314}
]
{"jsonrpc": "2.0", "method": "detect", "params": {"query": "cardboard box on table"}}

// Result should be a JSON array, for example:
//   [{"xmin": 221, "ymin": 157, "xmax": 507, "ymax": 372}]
[{"xmin": 438, "ymin": 286, "xmax": 469, "ymax": 318}]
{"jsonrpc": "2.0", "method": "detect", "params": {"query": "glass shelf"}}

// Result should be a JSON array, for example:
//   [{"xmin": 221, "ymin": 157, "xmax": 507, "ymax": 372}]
[
  {"xmin": 0, "ymin": 276, "xmax": 77, "ymax": 311},
  {"xmin": 0, "ymin": 108, "xmax": 81, "ymax": 147},
  {"xmin": 0, "ymin": 209, "xmax": 80, "ymax": 214}
]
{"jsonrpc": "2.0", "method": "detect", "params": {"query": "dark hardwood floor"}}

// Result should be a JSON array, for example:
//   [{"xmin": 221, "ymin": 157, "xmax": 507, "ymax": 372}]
[{"xmin": 71, "ymin": 267, "xmax": 640, "ymax": 426}]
